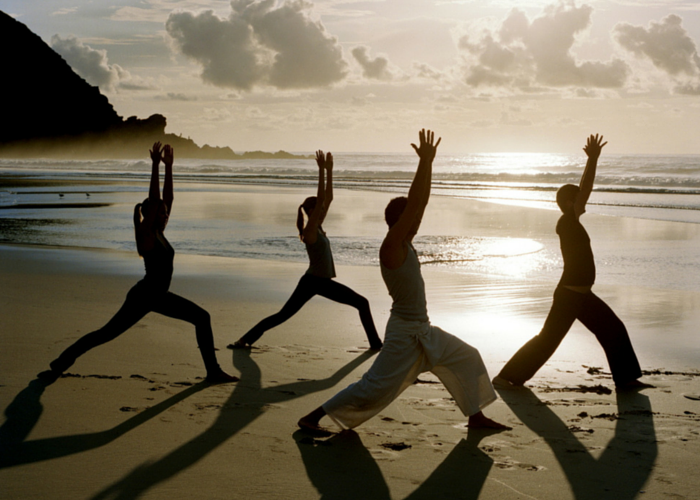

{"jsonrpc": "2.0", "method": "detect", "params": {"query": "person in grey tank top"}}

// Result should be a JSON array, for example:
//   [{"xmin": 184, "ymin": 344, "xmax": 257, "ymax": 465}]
[
  {"xmin": 229, "ymin": 150, "xmax": 382, "ymax": 350},
  {"xmin": 299, "ymin": 130, "xmax": 509, "ymax": 435}
]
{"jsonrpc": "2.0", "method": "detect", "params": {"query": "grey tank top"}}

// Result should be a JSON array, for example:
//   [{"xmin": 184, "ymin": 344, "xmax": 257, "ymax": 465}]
[
  {"xmin": 381, "ymin": 244, "xmax": 428, "ymax": 322},
  {"xmin": 305, "ymin": 229, "xmax": 336, "ymax": 278}
]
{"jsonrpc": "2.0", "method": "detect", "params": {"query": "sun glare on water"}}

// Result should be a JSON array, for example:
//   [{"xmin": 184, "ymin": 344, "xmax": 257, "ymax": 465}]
[{"xmin": 420, "ymin": 236, "xmax": 550, "ymax": 279}]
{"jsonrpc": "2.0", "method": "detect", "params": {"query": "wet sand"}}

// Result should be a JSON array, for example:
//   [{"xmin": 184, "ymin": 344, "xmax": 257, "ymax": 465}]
[{"xmin": 1, "ymin": 241, "xmax": 698, "ymax": 499}]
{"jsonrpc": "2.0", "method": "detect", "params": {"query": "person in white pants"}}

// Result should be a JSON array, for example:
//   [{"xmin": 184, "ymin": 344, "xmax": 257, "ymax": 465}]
[{"xmin": 298, "ymin": 129, "xmax": 509, "ymax": 434}]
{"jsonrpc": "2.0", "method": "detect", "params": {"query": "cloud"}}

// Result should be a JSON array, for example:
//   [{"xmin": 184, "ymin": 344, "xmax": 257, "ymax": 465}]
[
  {"xmin": 351, "ymin": 46, "xmax": 392, "ymax": 80},
  {"xmin": 51, "ymin": 7, "xmax": 78, "ymax": 16},
  {"xmin": 50, "ymin": 34, "xmax": 156, "ymax": 91},
  {"xmin": 204, "ymin": 107, "xmax": 234, "ymax": 121},
  {"xmin": 166, "ymin": 0, "xmax": 348, "ymax": 90},
  {"xmin": 615, "ymin": 15, "xmax": 700, "ymax": 76},
  {"xmin": 154, "ymin": 92, "xmax": 199, "ymax": 101},
  {"xmin": 675, "ymin": 83, "xmax": 700, "ymax": 95},
  {"xmin": 412, "ymin": 62, "xmax": 444, "ymax": 81},
  {"xmin": 458, "ymin": 2, "xmax": 629, "ymax": 92},
  {"xmin": 627, "ymin": 102, "xmax": 654, "ymax": 109},
  {"xmin": 614, "ymin": 14, "xmax": 700, "ymax": 94},
  {"xmin": 51, "ymin": 34, "xmax": 123, "ymax": 90},
  {"xmin": 471, "ymin": 120, "xmax": 495, "ymax": 128}
]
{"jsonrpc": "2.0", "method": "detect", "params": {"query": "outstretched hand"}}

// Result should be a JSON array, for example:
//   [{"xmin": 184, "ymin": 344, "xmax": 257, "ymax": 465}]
[
  {"xmin": 315, "ymin": 150, "xmax": 333, "ymax": 171},
  {"xmin": 163, "ymin": 145, "xmax": 174, "ymax": 167},
  {"xmin": 411, "ymin": 129, "xmax": 441, "ymax": 162},
  {"xmin": 583, "ymin": 134, "xmax": 607, "ymax": 160},
  {"xmin": 150, "ymin": 141, "xmax": 163, "ymax": 164}
]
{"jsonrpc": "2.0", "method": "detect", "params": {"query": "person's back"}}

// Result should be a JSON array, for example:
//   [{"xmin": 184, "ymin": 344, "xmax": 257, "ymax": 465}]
[
  {"xmin": 142, "ymin": 231, "xmax": 175, "ymax": 291},
  {"xmin": 304, "ymin": 229, "xmax": 336, "ymax": 278},
  {"xmin": 556, "ymin": 211, "xmax": 595, "ymax": 288},
  {"xmin": 380, "ymin": 244, "xmax": 428, "ymax": 322}
]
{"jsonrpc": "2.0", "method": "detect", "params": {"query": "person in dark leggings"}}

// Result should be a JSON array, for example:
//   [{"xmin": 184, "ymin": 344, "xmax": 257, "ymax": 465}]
[
  {"xmin": 229, "ymin": 150, "xmax": 382, "ymax": 350},
  {"xmin": 38, "ymin": 142, "xmax": 237, "ymax": 384},
  {"xmin": 493, "ymin": 134, "xmax": 652, "ymax": 391}
]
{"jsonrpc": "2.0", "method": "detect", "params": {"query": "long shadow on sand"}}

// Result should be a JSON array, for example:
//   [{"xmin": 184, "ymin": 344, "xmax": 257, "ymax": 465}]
[
  {"xmin": 497, "ymin": 387, "xmax": 657, "ymax": 500},
  {"xmin": 294, "ymin": 429, "xmax": 391, "ymax": 500},
  {"xmin": 294, "ymin": 428, "xmax": 495, "ymax": 500},
  {"xmin": 89, "ymin": 348, "xmax": 375, "ymax": 500},
  {"xmin": 0, "ymin": 378, "xmax": 207, "ymax": 468}
]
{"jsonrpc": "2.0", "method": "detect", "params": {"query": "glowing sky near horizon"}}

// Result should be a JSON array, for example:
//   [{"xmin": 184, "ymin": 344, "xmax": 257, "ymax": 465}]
[{"xmin": 4, "ymin": 1, "xmax": 700, "ymax": 154}]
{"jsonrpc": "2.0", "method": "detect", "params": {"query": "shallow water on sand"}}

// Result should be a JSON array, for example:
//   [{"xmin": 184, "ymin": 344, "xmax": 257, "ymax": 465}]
[
  {"xmin": 2, "ymin": 177, "xmax": 700, "ymax": 292},
  {"xmin": 1, "ymin": 173, "xmax": 699, "ymax": 371}
]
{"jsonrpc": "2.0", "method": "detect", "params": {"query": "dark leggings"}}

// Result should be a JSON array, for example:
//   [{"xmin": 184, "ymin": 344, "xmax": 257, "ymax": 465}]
[
  {"xmin": 239, "ymin": 273, "xmax": 381, "ymax": 347},
  {"xmin": 498, "ymin": 286, "xmax": 642, "ymax": 387},
  {"xmin": 50, "ymin": 280, "xmax": 221, "ymax": 374}
]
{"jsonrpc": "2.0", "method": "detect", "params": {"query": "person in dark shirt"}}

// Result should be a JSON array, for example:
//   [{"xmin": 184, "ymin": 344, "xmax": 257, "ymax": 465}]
[
  {"xmin": 493, "ymin": 134, "xmax": 652, "ymax": 390},
  {"xmin": 228, "ymin": 150, "xmax": 382, "ymax": 350},
  {"xmin": 38, "ymin": 143, "xmax": 237, "ymax": 384}
]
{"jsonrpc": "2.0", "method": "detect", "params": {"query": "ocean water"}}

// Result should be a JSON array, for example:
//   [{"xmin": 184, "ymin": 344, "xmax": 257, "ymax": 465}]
[
  {"xmin": 2, "ymin": 153, "xmax": 700, "ymax": 368},
  {"xmin": 3, "ymin": 152, "xmax": 700, "ymax": 214},
  {"xmin": 1, "ymin": 153, "xmax": 700, "ymax": 291}
]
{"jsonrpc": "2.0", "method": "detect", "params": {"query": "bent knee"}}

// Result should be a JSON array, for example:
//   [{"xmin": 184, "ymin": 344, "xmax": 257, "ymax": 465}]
[
  {"xmin": 193, "ymin": 308, "xmax": 211, "ymax": 325},
  {"xmin": 354, "ymin": 295, "xmax": 370, "ymax": 310}
]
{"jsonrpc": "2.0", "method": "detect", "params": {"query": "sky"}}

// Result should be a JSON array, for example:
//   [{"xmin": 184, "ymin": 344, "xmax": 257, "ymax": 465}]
[{"xmin": 4, "ymin": 0, "xmax": 700, "ymax": 154}]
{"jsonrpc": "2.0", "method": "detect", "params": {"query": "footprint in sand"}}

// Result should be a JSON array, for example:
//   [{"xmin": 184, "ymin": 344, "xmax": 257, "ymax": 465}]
[
  {"xmin": 493, "ymin": 458, "xmax": 545, "ymax": 472},
  {"xmin": 119, "ymin": 406, "xmax": 144, "ymax": 412},
  {"xmin": 380, "ymin": 442, "xmax": 411, "ymax": 451}
]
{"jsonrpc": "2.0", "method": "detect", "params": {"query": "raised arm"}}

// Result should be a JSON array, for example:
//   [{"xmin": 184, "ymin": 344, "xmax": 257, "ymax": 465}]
[
  {"xmin": 149, "ymin": 141, "xmax": 163, "ymax": 201},
  {"xmin": 133, "ymin": 203, "xmax": 142, "ymax": 236},
  {"xmin": 381, "ymin": 129, "xmax": 440, "ymax": 268},
  {"xmin": 323, "ymin": 152, "xmax": 333, "ymax": 213},
  {"xmin": 162, "ymin": 144, "xmax": 174, "ymax": 214},
  {"xmin": 133, "ymin": 202, "xmax": 152, "ymax": 256},
  {"xmin": 575, "ymin": 134, "xmax": 607, "ymax": 216},
  {"xmin": 301, "ymin": 151, "xmax": 329, "ymax": 243}
]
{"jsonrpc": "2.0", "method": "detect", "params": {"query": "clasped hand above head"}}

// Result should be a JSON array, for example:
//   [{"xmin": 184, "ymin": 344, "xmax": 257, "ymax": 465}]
[
  {"xmin": 149, "ymin": 142, "xmax": 174, "ymax": 166},
  {"xmin": 315, "ymin": 150, "xmax": 333, "ymax": 171}
]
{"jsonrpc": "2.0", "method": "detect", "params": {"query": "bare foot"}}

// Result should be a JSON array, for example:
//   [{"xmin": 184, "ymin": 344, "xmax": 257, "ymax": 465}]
[
  {"xmin": 616, "ymin": 379, "xmax": 655, "ymax": 391},
  {"xmin": 206, "ymin": 371, "xmax": 239, "ymax": 384},
  {"xmin": 227, "ymin": 340, "xmax": 252, "ymax": 350},
  {"xmin": 298, "ymin": 417, "xmax": 333, "ymax": 437},
  {"xmin": 369, "ymin": 343, "xmax": 383, "ymax": 351},
  {"xmin": 468, "ymin": 411, "xmax": 512, "ymax": 430},
  {"xmin": 492, "ymin": 375, "xmax": 523, "ymax": 389}
]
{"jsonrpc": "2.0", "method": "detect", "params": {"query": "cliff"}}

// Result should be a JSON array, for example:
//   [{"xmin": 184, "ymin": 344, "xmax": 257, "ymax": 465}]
[{"xmin": 0, "ymin": 11, "xmax": 306, "ymax": 160}]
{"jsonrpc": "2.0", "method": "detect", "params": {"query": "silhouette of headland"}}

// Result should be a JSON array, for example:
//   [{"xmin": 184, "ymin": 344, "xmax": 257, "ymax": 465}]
[{"xmin": 0, "ymin": 11, "xmax": 308, "ymax": 160}]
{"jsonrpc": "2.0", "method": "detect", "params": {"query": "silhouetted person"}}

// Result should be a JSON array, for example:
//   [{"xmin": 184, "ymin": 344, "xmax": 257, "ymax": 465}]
[
  {"xmin": 229, "ymin": 150, "xmax": 382, "ymax": 350},
  {"xmin": 493, "ymin": 134, "xmax": 652, "ymax": 391},
  {"xmin": 38, "ymin": 142, "xmax": 237, "ymax": 384},
  {"xmin": 299, "ymin": 130, "xmax": 509, "ymax": 435}
]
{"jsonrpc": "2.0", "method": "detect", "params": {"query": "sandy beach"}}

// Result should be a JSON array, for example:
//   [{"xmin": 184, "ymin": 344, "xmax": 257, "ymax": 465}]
[{"xmin": 1, "ymin": 182, "xmax": 699, "ymax": 499}]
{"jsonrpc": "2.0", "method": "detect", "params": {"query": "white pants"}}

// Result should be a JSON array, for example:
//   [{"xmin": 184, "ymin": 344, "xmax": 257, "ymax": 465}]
[{"xmin": 323, "ymin": 315, "xmax": 497, "ymax": 429}]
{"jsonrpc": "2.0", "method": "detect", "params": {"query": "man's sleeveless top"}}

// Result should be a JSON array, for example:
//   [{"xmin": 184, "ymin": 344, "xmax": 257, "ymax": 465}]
[{"xmin": 381, "ymin": 244, "xmax": 428, "ymax": 322}]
